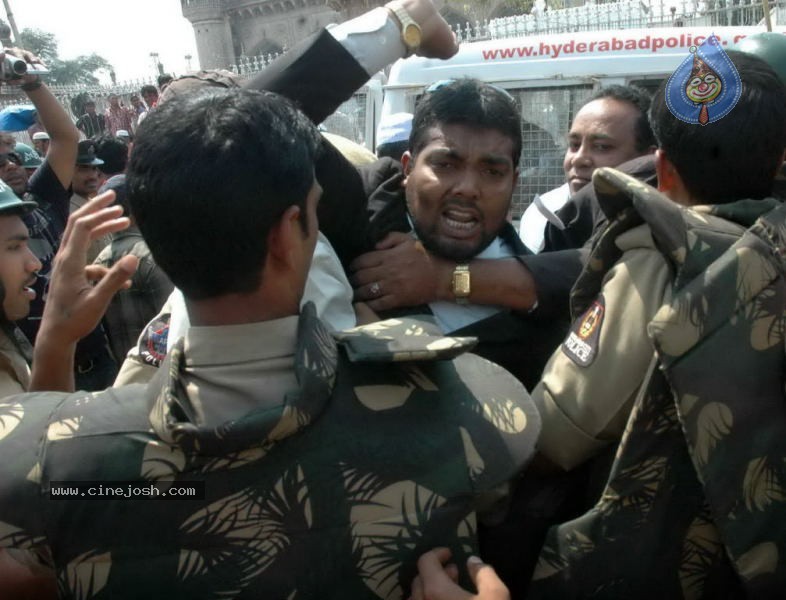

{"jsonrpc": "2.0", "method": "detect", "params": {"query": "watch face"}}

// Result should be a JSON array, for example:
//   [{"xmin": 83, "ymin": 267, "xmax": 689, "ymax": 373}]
[
  {"xmin": 453, "ymin": 271, "xmax": 471, "ymax": 297},
  {"xmin": 403, "ymin": 24, "xmax": 421, "ymax": 48}
]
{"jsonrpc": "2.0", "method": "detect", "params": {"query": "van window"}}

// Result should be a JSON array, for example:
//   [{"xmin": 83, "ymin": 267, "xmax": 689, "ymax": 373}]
[
  {"xmin": 510, "ymin": 84, "xmax": 593, "ymax": 218},
  {"xmin": 322, "ymin": 93, "xmax": 368, "ymax": 146}
]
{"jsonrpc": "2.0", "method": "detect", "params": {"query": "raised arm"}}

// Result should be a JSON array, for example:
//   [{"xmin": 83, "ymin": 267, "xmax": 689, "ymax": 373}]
[
  {"xmin": 2, "ymin": 48, "xmax": 79, "ymax": 189},
  {"xmin": 244, "ymin": 0, "xmax": 457, "ymax": 124}
]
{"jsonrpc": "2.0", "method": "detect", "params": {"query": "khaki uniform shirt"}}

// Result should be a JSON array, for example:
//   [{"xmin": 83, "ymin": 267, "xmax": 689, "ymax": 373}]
[
  {"xmin": 533, "ymin": 223, "xmax": 672, "ymax": 470},
  {"xmin": 0, "ymin": 327, "xmax": 29, "ymax": 398},
  {"xmin": 529, "ymin": 167, "xmax": 783, "ymax": 597},
  {"xmin": 0, "ymin": 305, "xmax": 540, "ymax": 598}
]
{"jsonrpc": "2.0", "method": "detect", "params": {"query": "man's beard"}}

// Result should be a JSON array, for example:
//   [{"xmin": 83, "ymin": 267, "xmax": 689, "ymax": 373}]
[{"xmin": 412, "ymin": 219, "xmax": 497, "ymax": 262}]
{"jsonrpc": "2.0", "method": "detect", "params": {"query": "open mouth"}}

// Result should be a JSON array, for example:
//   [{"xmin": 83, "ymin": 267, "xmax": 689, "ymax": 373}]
[
  {"xmin": 441, "ymin": 207, "xmax": 480, "ymax": 238},
  {"xmin": 570, "ymin": 176, "xmax": 590, "ymax": 190},
  {"xmin": 23, "ymin": 278, "xmax": 36, "ymax": 301}
]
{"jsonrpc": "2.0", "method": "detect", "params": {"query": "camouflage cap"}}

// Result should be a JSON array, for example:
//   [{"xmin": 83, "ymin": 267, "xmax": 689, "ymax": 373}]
[
  {"xmin": 14, "ymin": 142, "xmax": 42, "ymax": 168},
  {"xmin": 0, "ymin": 178, "xmax": 37, "ymax": 216},
  {"xmin": 735, "ymin": 32, "xmax": 786, "ymax": 86}
]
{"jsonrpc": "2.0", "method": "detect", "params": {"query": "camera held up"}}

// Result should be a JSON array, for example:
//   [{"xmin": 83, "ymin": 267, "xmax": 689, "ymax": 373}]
[{"xmin": 1, "ymin": 56, "xmax": 49, "ymax": 81}]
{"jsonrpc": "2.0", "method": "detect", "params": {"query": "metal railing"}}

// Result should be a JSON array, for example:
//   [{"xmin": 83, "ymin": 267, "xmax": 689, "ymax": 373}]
[
  {"xmin": 230, "ymin": 52, "xmax": 283, "ymax": 75},
  {"xmin": 0, "ymin": 77, "xmax": 161, "ymax": 123},
  {"xmin": 452, "ymin": 0, "xmax": 782, "ymax": 42}
]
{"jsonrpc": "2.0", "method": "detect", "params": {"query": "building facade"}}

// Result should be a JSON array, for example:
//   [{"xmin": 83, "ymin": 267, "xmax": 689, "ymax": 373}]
[
  {"xmin": 181, "ymin": 0, "xmax": 354, "ymax": 70},
  {"xmin": 180, "ymin": 0, "xmax": 502, "ymax": 71}
]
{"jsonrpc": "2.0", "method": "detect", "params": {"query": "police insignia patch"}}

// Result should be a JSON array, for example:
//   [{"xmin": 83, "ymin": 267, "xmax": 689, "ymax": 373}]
[
  {"xmin": 139, "ymin": 314, "xmax": 170, "ymax": 367},
  {"xmin": 562, "ymin": 295, "xmax": 605, "ymax": 367}
]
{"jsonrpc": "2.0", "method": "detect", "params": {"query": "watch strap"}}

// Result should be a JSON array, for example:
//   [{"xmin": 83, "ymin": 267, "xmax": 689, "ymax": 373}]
[{"xmin": 385, "ymin": 1, "xmax": 421, "ymax": 56}]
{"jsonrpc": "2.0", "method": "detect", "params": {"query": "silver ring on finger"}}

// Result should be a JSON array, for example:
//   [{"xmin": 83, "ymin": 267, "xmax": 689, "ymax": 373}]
[{"xmin": 369, "ymin": 281, "xmax": 381, "ymax": 297}]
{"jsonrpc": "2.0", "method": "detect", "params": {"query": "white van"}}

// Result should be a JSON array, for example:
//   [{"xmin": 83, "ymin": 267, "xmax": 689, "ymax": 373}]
[{"xmin": 363, "ymin": 25, "xmax": 786, "ymax": 217}]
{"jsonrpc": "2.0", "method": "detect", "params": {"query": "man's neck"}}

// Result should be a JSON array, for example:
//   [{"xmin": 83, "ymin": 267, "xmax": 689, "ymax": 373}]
[{"xmin": 186, "ymin": 292, "xmax": 299, "ymax": 327}]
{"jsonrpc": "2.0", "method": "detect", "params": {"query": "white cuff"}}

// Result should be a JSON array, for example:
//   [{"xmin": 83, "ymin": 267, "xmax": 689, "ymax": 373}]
[{"xmin": 327, "ymin": 7, "xmax": 407, "ymax": 77}]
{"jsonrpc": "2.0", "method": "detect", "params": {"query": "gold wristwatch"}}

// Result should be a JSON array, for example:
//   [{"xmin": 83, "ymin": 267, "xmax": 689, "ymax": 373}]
[
  {"xmin": 385, "ymin": 1, "xmax": 422, "ymax": 57},
  {"xmin": 451, "ymin": 264, "xmax": 471, "ymax": 305}
]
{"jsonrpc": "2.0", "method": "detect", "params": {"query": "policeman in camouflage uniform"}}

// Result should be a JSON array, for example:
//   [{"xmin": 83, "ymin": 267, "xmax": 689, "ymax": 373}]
[
  {"xmin": 527, "ymin": 50, "xmax": 786, "ymax": 597},
  {"xmin": 0, "ymin": 181, "xmax": 40, "ymax": 398},
  {"xmin": 0, "ymin": 88, "xmax": 540, "ymax": 599}
]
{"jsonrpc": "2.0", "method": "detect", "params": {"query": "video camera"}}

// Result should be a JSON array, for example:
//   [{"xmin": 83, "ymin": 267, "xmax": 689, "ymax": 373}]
[{"xmin": 2, "ymin": 56, "xmax": 49, "ymax": 81}]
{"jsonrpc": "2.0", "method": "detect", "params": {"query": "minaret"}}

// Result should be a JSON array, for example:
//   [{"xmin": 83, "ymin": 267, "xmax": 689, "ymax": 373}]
[{"xmin": 181, "ymin": 0, "xmax": 235, "ymax": 70}]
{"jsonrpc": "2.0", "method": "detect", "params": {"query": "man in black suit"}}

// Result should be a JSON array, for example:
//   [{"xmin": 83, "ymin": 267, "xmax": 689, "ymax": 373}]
[{"xmin": 245, "ymin": 0, "xmax": 576, "ymax": 391}]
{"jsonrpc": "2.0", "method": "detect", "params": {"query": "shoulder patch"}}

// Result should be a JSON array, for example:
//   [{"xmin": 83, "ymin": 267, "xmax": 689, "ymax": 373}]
[
  {"xmin": 562, "ymin": 295, "xmax": 605, "ymax": 367},
  {"xmin": 139, "ymin": 314, "xmax": 170, "ymax": 368}
]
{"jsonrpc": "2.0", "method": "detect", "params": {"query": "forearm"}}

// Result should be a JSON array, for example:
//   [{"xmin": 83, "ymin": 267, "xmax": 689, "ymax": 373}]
[
  {"xmin": 26, "ymin": 84, "xmax": 79, "ymax": 146},
  {"xmin": 243, "ymin": 29, "xmax": 372, "ymax": 125},
  {"xmin": 25, "ymin": 84, "xmax": 78, "ymax": 187},
  {"xmin": 244, "ymin": 0, "xmax": 455, "ymax": 125},
  {"xmin": 29, "ymin": 334, "xmax": 75, "ymax": 392},
  {"xmin": 432, "ymin": 257, "xmax": 538, "ymax": 312}
]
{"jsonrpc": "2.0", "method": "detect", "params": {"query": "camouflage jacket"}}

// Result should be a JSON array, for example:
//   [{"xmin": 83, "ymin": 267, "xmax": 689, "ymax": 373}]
[
  {"xmin": 0, "ymin": 304, "xmax": 539, "ymax": 599},
  {"xmin": 530, "ymin": 168, "xmax": 783, "ymax": 598}
]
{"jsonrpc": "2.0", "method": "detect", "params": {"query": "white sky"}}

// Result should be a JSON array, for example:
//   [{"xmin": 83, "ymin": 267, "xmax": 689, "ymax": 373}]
[{"xmin": 5, "ymin": 0, "xmax": 200, "ymax": 83}]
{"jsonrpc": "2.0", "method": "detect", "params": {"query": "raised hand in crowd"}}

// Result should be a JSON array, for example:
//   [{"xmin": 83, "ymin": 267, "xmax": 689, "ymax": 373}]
[
  {"xmin": 410, "ymin": 548, "xmax": 510, "ymax": 600},
  {"xmin": 401, "ymin": 0, "xmax": 459, "ymax": 59},
  {"xmin": 0, "ymin": 46, "xmax": 79, "ymax": 188},
  {"xmin": 30, "ymin": 190, "xmax": 138, "ymax": 392}
]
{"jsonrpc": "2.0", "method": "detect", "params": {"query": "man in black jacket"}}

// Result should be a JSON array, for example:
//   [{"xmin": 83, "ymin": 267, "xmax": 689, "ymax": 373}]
[{"xmin": 245, "ymin": 0, "xmax": 575, "ymax": 390}]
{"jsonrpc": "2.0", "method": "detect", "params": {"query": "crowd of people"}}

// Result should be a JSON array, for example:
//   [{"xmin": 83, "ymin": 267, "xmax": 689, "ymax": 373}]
[
  {"xmin": 73, "ymin": 78, "xmax": 167, "ymax": 139},
  {"xmin": 0, "ymin": 0, "xmax": 785, "ymax": 598}
]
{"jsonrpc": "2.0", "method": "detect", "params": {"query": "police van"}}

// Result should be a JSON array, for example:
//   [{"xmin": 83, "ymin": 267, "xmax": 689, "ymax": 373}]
[{"xmin": 324, "ymin": 23, "xmax": 786, "ymax": 217}]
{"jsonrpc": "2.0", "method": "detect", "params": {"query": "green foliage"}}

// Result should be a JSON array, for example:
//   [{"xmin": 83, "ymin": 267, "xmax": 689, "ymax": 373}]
[
  {"xmin": 19, "ymin": 28, "xmax": 58, "ymax": 65},
  {"xmin": 18, "ymin": 28, "xmax": 113, "ymax": 86}
]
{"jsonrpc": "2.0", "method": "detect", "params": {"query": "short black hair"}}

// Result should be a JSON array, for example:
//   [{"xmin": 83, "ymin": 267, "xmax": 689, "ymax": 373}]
[
  {"xmin": 157, "ymin": 74, "xmax": 174, "ymax": 88},
  {"xmin": 140, "ymin": 84, "xmax": 158, "ymax": 97},
  {"xmin": 93, "ymin": 133, "xmax": 128, "ymax": 176},
  {"xmin": 410, "ymin": 78, "xmax": 522, "ymax": 168},
  {"xmin": 651, "ymin": 51, "xmax": 786, "ymax": 204},
  {"xmin": 581, "ymin": 85, "xmax": 655, "ymax": 152},
  {"xmin": 128, "ymin": 88, "xmax": 320, "ymax": 300}
]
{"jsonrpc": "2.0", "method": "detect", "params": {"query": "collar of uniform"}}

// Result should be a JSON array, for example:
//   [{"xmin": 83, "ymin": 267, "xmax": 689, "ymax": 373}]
[
  {"xmin": 333, "ymin": 316, "xmax": 477, "ymax": 362},
  {"xmin": 697, "ymin": 197, "xmax": 781, "ymax": 230},
  {"xmin": 148, "ymin": 302, "xmax": 338, "ymax": 455},
  {"xmin": 111, "ymin": 225, "xmax": 143, "ymax": 240},
  {"xmin": 183, "ymin": 315, "xmax": 299, "ymax": 367}
]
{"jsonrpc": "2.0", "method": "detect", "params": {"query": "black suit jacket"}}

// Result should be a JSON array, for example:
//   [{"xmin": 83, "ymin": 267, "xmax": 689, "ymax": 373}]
[
  {"xmin": 355, "ymin": 158, "xmax": 569, "ymax": 391},
  {"xmin": 245, "ymin": 30, "xmax": 576, "ymax": 389},
  {"xmin": 544, "ymin": 154, "xmax": 658, "ymax": 253}
]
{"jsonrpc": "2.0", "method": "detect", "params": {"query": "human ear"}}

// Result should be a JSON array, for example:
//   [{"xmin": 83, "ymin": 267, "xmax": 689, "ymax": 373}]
[
  {"xmin": 655, "ymin": 149, "xmax": 677, "ymax": 193},
  {"xmin": 401, "ymin": 151, "xmax": 413, "ymax": 186}
]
